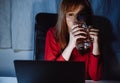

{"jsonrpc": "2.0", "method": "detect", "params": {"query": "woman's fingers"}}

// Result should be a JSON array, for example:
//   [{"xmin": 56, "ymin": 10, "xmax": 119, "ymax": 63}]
[
  {"xmin": 71, "ymin": 27, "xmax": 87, "ymax": 39},
  {"xmin": 71, "ymin": 25, "xmax": 100, "ymax": 42},
  {"xmin": 75, "ymin": 35, "xmax": 86, "ymax": 39},
  {"xmin": 72, "ymin": 25, "xmax": 87, "ymax": 34},
  {"xmin": 89, "ymin": 28, "xmax": 99, "ymax": 32},
  {"xmin": 89, "ymin": 32, "xmax": 99, "ymax": 36},
  {"xmin": 72, "ymin": 26, "xmax": 84, "ymax": 32}
]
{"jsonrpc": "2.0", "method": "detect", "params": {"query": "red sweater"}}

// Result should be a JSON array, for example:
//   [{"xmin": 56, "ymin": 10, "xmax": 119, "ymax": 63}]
[{"xmin": 44, "ymin": 28, "xmax": 103, "ymax": 81}]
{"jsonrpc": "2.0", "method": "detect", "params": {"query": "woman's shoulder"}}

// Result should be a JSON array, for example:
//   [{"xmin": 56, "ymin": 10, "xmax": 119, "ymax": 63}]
[
  {"xmin": 46, "ymin": 27, "xmax": 57, "ymax": 39},
  {"xmin": 47, "ymin": 27, "xmax": 56, "ymax": 34},
  {"xmin": 46, "ymin": 27, "xmax": 58, "ymax": 43}
]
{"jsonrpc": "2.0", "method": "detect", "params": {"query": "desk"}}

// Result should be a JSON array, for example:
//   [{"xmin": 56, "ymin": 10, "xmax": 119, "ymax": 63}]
[
  {"xmin": 0, "ymin": 77, "xmax": 17, "ymax": 83},
  {"xmin": 85, "ymin": 80, "xmax": 120, "ymax": 83},
  {"xmin": 0, "ymin": 77, "xmax": 120, "ymax": 83}
]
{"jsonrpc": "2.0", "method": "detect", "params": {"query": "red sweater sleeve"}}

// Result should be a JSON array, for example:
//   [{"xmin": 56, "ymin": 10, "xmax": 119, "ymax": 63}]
[
  {"xmin": 88, "ymin": 53, "xmax": 103, "ymax": 81},
  {"xmin": 44, "ymin": 28, "xmax": 65, "ymax": 61}
]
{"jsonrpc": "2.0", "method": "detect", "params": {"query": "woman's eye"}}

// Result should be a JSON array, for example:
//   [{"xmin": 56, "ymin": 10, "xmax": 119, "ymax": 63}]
[{"xmin": 68, "ymin": 13, "xmax": 74, "ymax": 16}]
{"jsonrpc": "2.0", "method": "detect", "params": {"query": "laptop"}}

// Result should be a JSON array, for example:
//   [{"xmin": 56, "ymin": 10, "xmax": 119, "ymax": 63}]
[{"xmin": 14, "ymin": 60, "xmax": 85, "ymax": 83}]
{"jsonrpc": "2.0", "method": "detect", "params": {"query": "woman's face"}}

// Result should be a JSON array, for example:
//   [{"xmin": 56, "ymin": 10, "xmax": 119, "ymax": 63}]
[{"xmin": 66, "ymin": 5, "xmax": 84, "ymax": 31}]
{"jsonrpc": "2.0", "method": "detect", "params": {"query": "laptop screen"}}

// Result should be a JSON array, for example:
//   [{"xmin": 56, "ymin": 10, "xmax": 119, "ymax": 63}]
[{"xmin": 14, "ymin": 60, "xmax": 85, "ymax": 83}]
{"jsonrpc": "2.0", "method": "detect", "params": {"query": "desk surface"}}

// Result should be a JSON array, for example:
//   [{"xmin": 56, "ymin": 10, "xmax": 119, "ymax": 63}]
[
  {"xmin": 0, "ymin": 77, "xmax": 120, "ymax": 83},
  {"xmin": 0, "ymin": 77, "xmax": 17, "ymax": 83}
]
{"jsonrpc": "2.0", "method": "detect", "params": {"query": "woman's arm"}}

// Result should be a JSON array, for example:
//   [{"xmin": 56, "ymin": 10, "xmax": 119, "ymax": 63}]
[
  {"xmin": 88, "ymin": 53, "xmax": 103, "ymax": 81},
  {"xmin": 45, "ymin": 28, "xmax": 75, "ymax": 61},
  {"xmin": 88, "ymin": 28, "xmax": 103, "ymax": 81},
  {"xmin": 88, "ymin": 42, "xmax": 102, "ymax": 81},
  {"xmin": 89, "ymin": 28, "xmax": 100, "ymax": 56}
]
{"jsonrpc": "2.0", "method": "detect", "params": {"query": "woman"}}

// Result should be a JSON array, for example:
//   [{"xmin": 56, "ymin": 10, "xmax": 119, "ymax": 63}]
[{"xmin": 44, "ymin": 0, "xmax": 103, "ymax": 81}]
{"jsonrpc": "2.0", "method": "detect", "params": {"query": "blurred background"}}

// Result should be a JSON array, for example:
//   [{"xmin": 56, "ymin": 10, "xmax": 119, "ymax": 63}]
[{"xmin": 0, "ymin": 0, "xmax": 120, "ymax": 80}]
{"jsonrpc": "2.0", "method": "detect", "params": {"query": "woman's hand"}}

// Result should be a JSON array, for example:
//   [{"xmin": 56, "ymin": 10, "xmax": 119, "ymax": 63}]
[
  {"xmin": 62, "ymin": 24, "xmax": 87, "ymax": 61},
  {"xmin": 68, "ymin": 24, "xmax": 87, "ymax": 48},
  {"xmin": 89, "ymin": 27, "xmax": 99, "ymax": 43},
  {"xmin": 89, "ymin": 27, "xmax": 100, "ymax": 56}
]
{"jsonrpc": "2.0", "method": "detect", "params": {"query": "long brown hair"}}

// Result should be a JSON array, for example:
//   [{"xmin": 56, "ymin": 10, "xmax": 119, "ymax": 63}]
[{"xmin": 55, "ymin": 0, "xmax": 93, "ymax": 50}]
